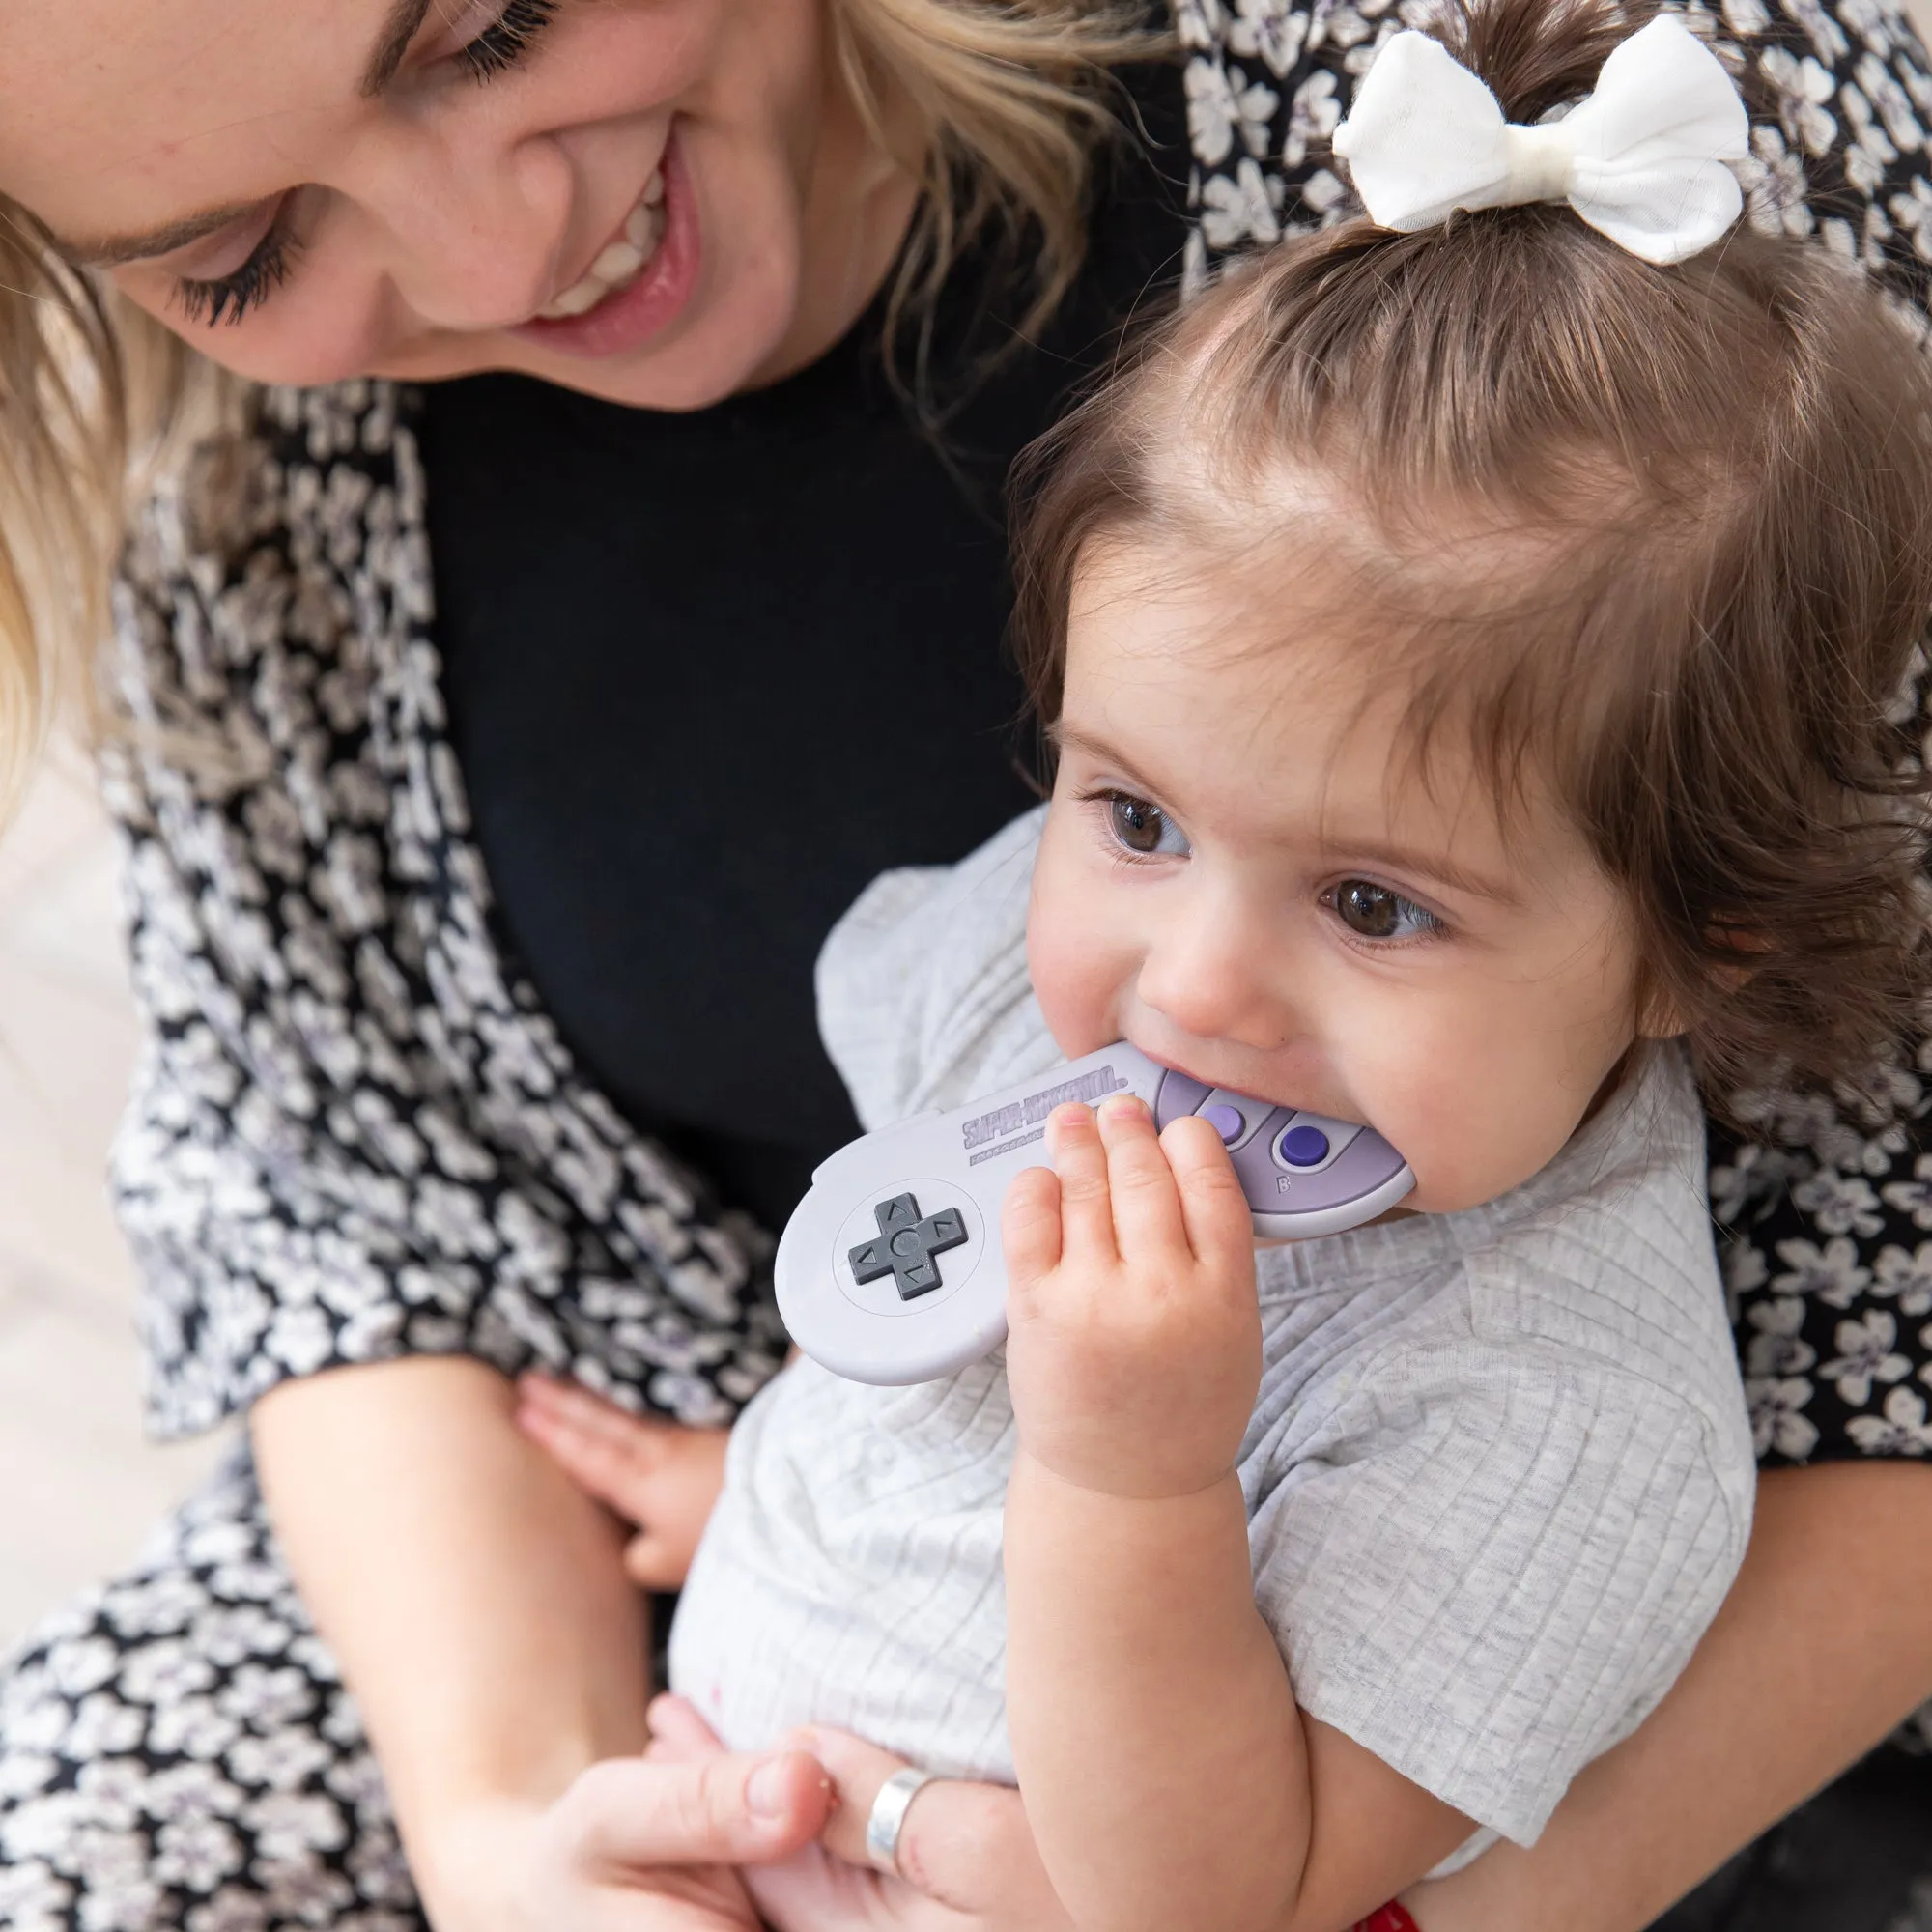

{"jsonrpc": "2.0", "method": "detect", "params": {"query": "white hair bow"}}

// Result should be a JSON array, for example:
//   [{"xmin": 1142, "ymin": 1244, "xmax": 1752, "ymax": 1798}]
[{"xmin": 1330, "ymin": 15, "xmax": 1749, "ymax": 266}]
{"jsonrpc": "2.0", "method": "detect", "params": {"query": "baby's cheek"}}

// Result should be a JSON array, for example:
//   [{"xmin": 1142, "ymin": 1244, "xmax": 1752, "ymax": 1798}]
[
  {"xmin": 1401, "ymin": 1113, "xmax": 1576, "ymax": 1214},
  {"xmin": 1027, "ymin": 852, "xmax": 1136, "ymax": 1058},
  {"xmin": 1346, "ymin": 1029, "xmax": 1592, "ymax": 1215},
  {"xmin": 1029, "ymin": 919, "xmax": 1126, "ymax": 1058}
]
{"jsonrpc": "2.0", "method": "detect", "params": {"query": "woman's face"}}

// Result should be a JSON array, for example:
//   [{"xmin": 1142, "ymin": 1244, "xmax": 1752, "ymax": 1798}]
[{"xmin": 0, "ymin": 0, "xmax": 917, "ymax": 406}]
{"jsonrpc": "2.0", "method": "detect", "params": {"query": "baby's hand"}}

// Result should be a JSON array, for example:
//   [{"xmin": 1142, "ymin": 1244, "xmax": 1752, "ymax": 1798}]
[
  {"xmin": 1002, "ymin": 1095, "xmax": 1261, "ymax": 1499},
  {"xmin": 514, "ymin": 1372, "xmax": 728, "ymax": 1588}
]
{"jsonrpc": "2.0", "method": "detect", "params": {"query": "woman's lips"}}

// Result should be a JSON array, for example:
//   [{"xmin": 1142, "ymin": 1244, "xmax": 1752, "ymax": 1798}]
[
  {"xmin": 535, "ymin": 183, "xmax": 666, "ymax": 321},
  {"xmin": 515, "ymin": 124, "xmax": 700, "ymax": 359}
]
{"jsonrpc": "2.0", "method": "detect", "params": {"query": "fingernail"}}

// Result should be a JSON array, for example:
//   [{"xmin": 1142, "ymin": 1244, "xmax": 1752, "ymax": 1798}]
[
  {"xmin": 1101, "ymin": 1094, "xmax": 1147, "ymax": 1121},
  {"xmin": 748, "ymin": 1757, "xmax": 791, "ymax": 1817}
]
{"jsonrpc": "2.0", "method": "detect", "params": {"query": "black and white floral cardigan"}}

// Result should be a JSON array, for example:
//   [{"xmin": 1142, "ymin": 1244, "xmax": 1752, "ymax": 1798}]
[{"xmin": 106, "ymin": 0, "xmax": 1932, "ymax": 1465}]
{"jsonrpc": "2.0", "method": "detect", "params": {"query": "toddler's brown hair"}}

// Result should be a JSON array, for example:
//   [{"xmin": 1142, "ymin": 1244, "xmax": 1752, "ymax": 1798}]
[{"xmin": 1010, "ymin": 0, "xmax": 1932, "ymax": 1109}]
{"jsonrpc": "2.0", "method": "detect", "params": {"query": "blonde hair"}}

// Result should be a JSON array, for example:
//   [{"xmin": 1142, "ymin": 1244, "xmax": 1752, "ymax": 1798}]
[
  {"xmin": 0, "ymin": 214, "xmax": 132, "ymax": 818},
  {"xmin": 832, "ymin": 0, "xmax": 1157, "ymax": 384},
  {"xmin": 0, "ymin": 0, "xmax": 1153, "ymax": 812}
]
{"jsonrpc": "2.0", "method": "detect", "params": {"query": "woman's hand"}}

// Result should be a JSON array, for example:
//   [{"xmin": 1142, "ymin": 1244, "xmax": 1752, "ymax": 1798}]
[
  {"xmin": 1002, "ymin": 1095, "xmax": 1260, "ymax": 1498},
  {"xmin": 424, "ymin": 1736, "xmax": 837, "ymax": 1932},
  {"xmin": 515, "ymin": 1371, "xmax": 730, "ymax": 1587},
  {"xmin": 645, "ymin": 1695, "xmax": 1072, "ymax": 1932}
]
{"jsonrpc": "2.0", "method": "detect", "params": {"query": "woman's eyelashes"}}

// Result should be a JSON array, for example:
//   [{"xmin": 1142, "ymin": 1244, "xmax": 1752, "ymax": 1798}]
[
  {"xmin": 1094, "ymin": 789, "xmax": 1192, "ymax": 860},
  {"xmin": 1324, "ymin": 878, "xmax": 1446, "ymax": 944},
  {"xmin": 174, "ymin": 213, "xmax": 301, "ymax": 327},
  {"xmin": 171, "ymin": 0, "xmax": 563, "ymax": 326},
  {"xmin": 456, "ymin": 0, "xmax": 561, "ymax": 80}
]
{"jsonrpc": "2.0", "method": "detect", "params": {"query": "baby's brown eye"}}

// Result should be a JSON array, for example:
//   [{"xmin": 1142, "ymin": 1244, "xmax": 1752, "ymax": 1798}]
[
  {"xmin": 1333, "ymin": 880, "xmax": 1441, "ymax": 941},
  {"xmin": 1107, "ymin": 794, "xmax": 1189, "ymax": 857},
  {"xmin": 1337, "ymin": 881, "xmax": 1398, "ymax": 936}
]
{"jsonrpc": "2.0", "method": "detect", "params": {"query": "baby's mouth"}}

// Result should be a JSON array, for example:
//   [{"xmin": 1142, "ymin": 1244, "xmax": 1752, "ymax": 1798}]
[{"xmin": 536, "ymin": 169, "xmax": 668, "ymax": 322}]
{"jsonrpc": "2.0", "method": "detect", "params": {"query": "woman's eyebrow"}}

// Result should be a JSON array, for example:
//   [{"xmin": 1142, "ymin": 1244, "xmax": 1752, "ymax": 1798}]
[
  {"xmin": 51, "ymin": 205, "xmax": 267, "ymax": 271},
  {"xmin": 46, "ymin": 0, "xmax": 437, "ymax": 268},
  {"xmin": 361, "ymin": 0, "xmax": 440, "ymax": 97}
]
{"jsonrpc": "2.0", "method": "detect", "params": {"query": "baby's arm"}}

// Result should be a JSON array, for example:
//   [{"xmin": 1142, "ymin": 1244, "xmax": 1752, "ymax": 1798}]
[{"xmin": 1002, "ymin": 1098, "xmax": 1471, "ymax": 1932}]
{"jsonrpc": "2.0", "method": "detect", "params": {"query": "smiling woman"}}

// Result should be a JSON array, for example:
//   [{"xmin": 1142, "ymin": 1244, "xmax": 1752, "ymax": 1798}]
[
  {"xmin": 2, "ymin": 0, "xmax": 1932, "ymax": 1929},
  {"xmin": 0, "ymin": 0, "xmax": 1140, "ymax": 761}
]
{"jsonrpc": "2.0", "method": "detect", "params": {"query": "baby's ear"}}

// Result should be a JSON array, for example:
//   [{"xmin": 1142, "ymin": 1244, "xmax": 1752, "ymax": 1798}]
[
  {"xmin": 1702, "ymin": 922, "xmax": 1776, "ymax": 996},
  {"xmin": 1634, "ymin": 982, "xmax": 1693, "ymax": 1040},
  {"xmin": 1639, "ymin": 925, "xmax": 1773, "ymax": 1037}
]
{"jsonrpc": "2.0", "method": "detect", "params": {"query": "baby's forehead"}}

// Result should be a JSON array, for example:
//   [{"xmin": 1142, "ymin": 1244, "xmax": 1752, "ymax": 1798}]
[
  {"xmin": 1065, "ymin": 520, "xmax": 1480, "ymax": 731},
  {"xmin": 1065, "ymin": 571, "xmax": 1552, "ymax": 861}
]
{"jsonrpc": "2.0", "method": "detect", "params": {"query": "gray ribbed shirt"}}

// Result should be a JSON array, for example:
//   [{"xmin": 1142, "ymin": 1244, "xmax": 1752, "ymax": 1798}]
[{"xmin": 670, "ymin": 810, "xmax": 1754, "ymax": 1851}]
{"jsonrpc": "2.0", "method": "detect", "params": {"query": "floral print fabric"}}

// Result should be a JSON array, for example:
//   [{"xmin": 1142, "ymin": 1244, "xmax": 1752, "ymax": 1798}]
[
  {"xmin": 0, "ymin": 1460, "xmax": 413, "ymax": 1932},
  {"xmin": 6, "ymin": 2, "xmax": 1932, "ymax": 1925},
  {"xmin": 104, "ymin": 388, "xmax": 790, "ymax": 1441}
]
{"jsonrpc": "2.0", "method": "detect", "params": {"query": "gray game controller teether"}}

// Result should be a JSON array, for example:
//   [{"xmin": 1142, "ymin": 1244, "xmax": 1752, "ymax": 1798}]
[{"xmin": 776, "ymin": 1042, "xmax": 1414, "ymax": 1385}]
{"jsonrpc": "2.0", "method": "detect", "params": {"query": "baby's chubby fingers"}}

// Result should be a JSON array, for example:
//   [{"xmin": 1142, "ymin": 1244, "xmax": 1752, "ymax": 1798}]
[
  {"xmin": 515, "ymin": 1372, "xmax": 668, "ymax": 1507},
  {"xmin": 1043, "ymin": 1102, "xmax": 1120, "ymax": 1264},
  {"xmin": 1094, "ymin": 1094, "xmax": 1190, "ymax": 1263},
  {"xmin": 1001, "ymin": 1163, "xmax": 1064, "ymax": 1294},
  {"xmin": 1162, "ymin": 1113, "xmax": 1258, "ymax": 1271}
]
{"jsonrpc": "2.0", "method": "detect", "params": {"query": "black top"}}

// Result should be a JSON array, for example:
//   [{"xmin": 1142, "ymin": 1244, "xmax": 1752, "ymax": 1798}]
[{"xmin": 421, "ymin": 66, "xmax": 1186, "ymax": 1230}]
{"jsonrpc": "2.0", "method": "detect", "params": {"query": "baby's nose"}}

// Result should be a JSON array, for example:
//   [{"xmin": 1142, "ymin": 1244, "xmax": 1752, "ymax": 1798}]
[{"xmin": 1136, "ymin": 928, "xmax": 1294, "ymax": 1053}]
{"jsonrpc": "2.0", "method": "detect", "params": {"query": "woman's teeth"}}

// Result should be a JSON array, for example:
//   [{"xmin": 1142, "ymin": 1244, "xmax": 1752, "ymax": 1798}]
[{"xmin": 537, "ymin": 174, "xmax": 667, "ymax": 321}]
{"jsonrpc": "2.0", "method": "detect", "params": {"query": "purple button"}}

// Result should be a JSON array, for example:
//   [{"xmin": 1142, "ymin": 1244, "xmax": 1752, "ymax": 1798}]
[
  {"xmin": 1277, "ymin": 1124, "xmax": 1331, "ymax": 1167},
  {"xmin": 1202, "ymin": 1103, "xmax": 1245, "ymax": 1144}
]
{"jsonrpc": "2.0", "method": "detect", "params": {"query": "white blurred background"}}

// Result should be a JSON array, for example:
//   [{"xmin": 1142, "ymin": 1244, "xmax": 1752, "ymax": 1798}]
[{"xmin": 0, "ymin": 741, "xmax": 229, "ymax": 1650}]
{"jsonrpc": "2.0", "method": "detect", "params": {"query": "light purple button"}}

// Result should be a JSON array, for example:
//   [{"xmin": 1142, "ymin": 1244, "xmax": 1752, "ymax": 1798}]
[{"xmin": 1202, "ymin": 1103, "xmax": 1245, "ymax": 1144}]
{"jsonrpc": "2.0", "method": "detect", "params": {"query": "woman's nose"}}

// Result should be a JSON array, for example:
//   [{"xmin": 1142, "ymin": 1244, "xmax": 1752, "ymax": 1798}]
[{"xmin": 355, "ymin": 123, "xmax": 574, "ymax": 331}]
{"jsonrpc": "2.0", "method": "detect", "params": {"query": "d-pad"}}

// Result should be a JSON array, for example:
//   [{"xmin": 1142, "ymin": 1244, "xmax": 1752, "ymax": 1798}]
[{"xmin": 848, "ymin": 1192, "xmax": 969, "ymax": 1302}]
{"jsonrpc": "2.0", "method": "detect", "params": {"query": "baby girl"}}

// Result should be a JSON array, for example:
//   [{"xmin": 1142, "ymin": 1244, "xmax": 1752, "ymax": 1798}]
[{"xmin": 662, "ymin": 1, "xmax": 1932, "ymax": 1923}]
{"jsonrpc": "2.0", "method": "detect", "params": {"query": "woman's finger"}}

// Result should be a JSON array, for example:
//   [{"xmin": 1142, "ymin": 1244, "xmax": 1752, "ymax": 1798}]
[
  {"xmin": 1162, "ymin": 1114, "xmax": 1257, "ymax": 1270},
  {"xmin": 744, "ymin": 1842, "xmax": 904, "ymax": 1932},
  {"xmin": 1044, "ymin": 1103, "xmax": 1119, "ymax": 1265},
  {"xmin": 1094, "ymin": 1094, "xmax": 1189, "ymax": 1262},
  {"xmin": 802, "ymin": 1727, "xmax": 939, "ymax": 1877},
  {"xmin": 563, "ymin": 1748, "xmax": 832, "ymax": 1871},
  {"xmin": 795, "ymin": 1727, "xmax": 1066, "ymax": 1921}
]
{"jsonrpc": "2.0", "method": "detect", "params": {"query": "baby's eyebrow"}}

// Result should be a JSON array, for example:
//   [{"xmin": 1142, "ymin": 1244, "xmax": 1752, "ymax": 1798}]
[
  {"xmin": 1327, "ymin": 838, "xmax": 1521, "ymax": 906},
  {"xmin": 1048, "ymin": 725, "xmax": 1169, "ymax": 800}
]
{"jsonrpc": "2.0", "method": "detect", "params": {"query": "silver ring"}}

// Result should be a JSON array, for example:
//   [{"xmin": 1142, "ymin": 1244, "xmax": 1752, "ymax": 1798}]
[{"xmin": 864, "ymin": 1767, "xmax": 937, "ymax": 1875}]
